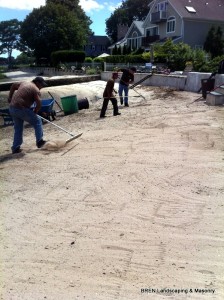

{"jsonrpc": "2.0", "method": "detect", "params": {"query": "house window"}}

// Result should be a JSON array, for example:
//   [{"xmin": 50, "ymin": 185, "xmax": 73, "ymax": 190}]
[
  {"xmin": 194, "ymin": 45, "xmax": 203, "ymax": 50},
  {"xmin": 156, "ymin": 1, "xmax": 167, "ymax": 12},
  {"xmin": 167, "ymin": 17, "xmax": 175, "ymax": 33},
  {"xmin": 131, "ymin": 32, "xmax": 138, "ymax": 49},
  {"xmin": 146, "ymin": 27, "xmax": 158, "ymax": 36}
]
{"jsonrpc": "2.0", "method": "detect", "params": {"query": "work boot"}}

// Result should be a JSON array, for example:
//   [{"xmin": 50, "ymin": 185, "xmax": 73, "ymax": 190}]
[
  {"xmin": 37, "ymin": 139, "xmax": 46, "ymax": 148},
  {"xmin": 114, "ymin": 112, "xmax": 121, "ymax": 116},
  {"xmin": 12, "ymin": 147, "xmax": 22, "ymax": 154},
  {"xmin": 100, "ymin": 115, "xmax": 107, "ymax": 118}
]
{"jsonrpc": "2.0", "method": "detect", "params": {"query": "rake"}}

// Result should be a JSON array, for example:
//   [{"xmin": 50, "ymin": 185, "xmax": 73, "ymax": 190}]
[{"xmin": 39, "ymin": 115, "xmax": 82, "ymax": 143}]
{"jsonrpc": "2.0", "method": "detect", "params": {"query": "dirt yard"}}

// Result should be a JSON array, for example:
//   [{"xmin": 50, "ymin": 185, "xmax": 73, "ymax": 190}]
[{"xmin": 0, "ymin": 80, "xmax": 224, "ymax": 300}]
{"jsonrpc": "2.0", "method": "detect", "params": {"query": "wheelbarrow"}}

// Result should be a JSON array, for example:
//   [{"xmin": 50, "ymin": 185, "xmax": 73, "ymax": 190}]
[
  {"xmin": 38, "ymin": 98, "xmax": 56, "ymax": 121},
  {"xmin": 0, "ymin": 108, "xmax": 13, "ymax": 126}
]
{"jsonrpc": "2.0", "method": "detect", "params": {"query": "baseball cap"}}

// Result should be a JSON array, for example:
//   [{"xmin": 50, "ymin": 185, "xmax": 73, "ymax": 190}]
[
  {"xmin": 32, "ymin": 76, "xmax": 48, "ymax": 87},
  {"xmin": 112, "ymin": 72, "xmax": 119, "ymax": 79}
]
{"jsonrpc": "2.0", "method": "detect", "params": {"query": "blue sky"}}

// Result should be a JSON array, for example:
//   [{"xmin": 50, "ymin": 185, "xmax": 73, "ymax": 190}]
[{"xmin": 0, "ymin": 0, "xmax": 122, "ymax": 57}]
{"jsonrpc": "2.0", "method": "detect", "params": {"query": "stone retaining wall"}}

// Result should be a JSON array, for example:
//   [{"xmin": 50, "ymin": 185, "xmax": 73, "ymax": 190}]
[{"xmin": 101, "ymin": 71, "xmax": 224, "ymax": 92}]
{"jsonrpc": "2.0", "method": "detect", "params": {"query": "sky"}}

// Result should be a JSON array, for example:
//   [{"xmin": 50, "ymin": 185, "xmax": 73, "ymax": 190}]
[{"xmin": 0, "ymin": 0, "xmax": 122, "ymax": 57}]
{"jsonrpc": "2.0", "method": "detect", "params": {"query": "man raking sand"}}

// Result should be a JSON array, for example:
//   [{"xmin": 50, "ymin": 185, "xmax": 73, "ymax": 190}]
[
  {"xmin": 8, "ymin": 76, "xmax": 48, "ymax": 153},
  {"xmin": 8, "ymin": 77, "xmax": 82, "ymax": 153}
]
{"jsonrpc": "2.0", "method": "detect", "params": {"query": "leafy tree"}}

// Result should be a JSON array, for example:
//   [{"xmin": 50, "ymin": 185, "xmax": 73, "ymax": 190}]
[
  {"xmin": 153, "ymin": 39, "xmax": 195, "ymax": 70},
  {"xmin": 122, "ymin": 0, "xmax": 152, "ymax": 21},
  {"xmin": 132, "ymin": 47, "xmax": 144, "ymax": 55},
  {"xmin": 117, "ymin": 46, "xmax": 122, "ymax": 55},
  {"xmin": 153, "ymin": 38, "xmax": 176, "ymax": 64},
  {"xmin": 204, "ymin": 26, "xmax": 224, "ymax": 58},
  {"xmin": 112, "ymin": 45, "xmax": 118, "ymax": 55},
  {"xmin": 199, "ymin": 55, "xmax": 224, "ymax": 72},
  {"xmin": 46, "ymin": 0, "xmax": 92, "ymax": 35},
  {"xmin": 106, "ymin": 0, "xmax": 152, "ymax": 42},
  {"xmin": 106, "ymin": 9, "xmax": 127, "ymax": 43},
  {"xmin": 16, "ymin": 52, "xmax": 35, "ymax": 65},
  {"xmin": 20, "ymin": 3, "xmax": 91, "ymax": 63},
  {"xmin": 127, "ymin": 45, "xmax": 132, "ymax": 54},
  {"xmin": 123, "ymin": 44, "xmax": 128, "ymax": 55},
  {"xmin": 171, "ymin": 42, "xmax": 193, "ymax": 70},
  {"xmin": 0, "ymin": 19, "xmax": 22, "ymax": 67},
  {"xmin": 192, "ymin": 49, "xmax": 207, "ymax": 71}
]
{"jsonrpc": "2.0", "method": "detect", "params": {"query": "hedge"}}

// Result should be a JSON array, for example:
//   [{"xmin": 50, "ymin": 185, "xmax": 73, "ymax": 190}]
[
  {"xmin": 51, "ymin": 50, "xmax": 85, "ymax": 67},
  {"xmin": 104, "ymin": 55, "xmax": 146, "ymax": 63}
]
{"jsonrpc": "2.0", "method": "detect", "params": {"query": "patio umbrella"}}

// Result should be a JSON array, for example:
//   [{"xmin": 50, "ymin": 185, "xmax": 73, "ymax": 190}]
[{"xmin": 97, "ymin": 53, "xmax": 110, "ymax": 58}]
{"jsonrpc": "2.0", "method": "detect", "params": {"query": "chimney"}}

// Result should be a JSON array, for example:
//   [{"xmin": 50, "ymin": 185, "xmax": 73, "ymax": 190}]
[{"xmin": 117, "ymin": 24, "xmax": 129, "ymax": 40}]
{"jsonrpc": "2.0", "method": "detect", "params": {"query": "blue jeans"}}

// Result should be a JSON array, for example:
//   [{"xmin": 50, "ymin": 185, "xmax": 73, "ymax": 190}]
[
  {"xmin": 9, "ymin": 106, "xmax": 43, "ymax": 151},
  {"xmin": 119, "ymin": 84, "xmax": 129, "ymax": 104}
]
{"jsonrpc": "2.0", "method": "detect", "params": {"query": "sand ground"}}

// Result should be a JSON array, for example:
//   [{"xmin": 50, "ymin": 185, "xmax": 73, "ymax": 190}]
[{"xmin": 0, "ymin": 79, "xmax": 224, "ymax": 300}]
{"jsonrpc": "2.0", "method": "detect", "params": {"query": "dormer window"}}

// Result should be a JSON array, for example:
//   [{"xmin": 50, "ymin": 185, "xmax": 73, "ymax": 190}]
[{"xmin": 156, "ymin": 1, "xmax": 168, "ymax": 12}]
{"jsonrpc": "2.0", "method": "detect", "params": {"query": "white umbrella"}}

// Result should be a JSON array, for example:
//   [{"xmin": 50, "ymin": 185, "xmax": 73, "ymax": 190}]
[{"xmin": 97, "ymin": 53, "xmax": 110, "ymax": 58}]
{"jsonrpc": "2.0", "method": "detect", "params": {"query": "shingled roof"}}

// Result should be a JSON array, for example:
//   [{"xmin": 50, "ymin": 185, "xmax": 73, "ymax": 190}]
[
  {"xmin": 87, "ymin": 35, "xmax": 111, "ymax": 46},
  {"xmin": 169, "ymin": 0, "xmax": 224, "ymax": 22}
]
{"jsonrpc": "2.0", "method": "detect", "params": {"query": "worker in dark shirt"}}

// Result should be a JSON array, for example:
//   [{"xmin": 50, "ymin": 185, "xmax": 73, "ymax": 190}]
[
  {"xmin": 100, "ymin": 72, "xmax": 121, "ymax": 118},
  {"xmin": 118, "ymin": 67, "xmax": 136, "ymax": 107}
]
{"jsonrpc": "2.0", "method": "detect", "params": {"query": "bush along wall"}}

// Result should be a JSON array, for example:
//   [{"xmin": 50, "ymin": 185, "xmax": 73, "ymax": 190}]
[
  {"xmin": 51, "ymin": 50, "xmax": 86, "ymax": 67},
  {"xmin": 104, "ymin": 55, "xmax": 146, "ymax": 64}
]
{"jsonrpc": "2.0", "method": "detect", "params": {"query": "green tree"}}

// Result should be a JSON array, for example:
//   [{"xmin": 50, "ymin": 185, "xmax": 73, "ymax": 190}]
[
  {"xmin": 172, "ymin": 42, "xmax": 193, "ymax": 70},
  {"xmin": 106, "ymin": 0, "xmax": 152, "ymax": 42},
  {"xmin": 20, "ymin": 3, "xmax": 91, "ymax": 63},
  {"xmin": 204, "ymin": 26, "xmax": 224, "ymax": 58},
  {"xmin": 123, "ymin": 44, "xmax": 128, "ymax": 55},
  {"xmin": 153, "ymin": 39, "xmax": 195, "ymax": 70},
  {"xmin": 192, "ymin": 48, "xmax": 207, "ymax": 71},
  {"xmin": 46, "ymin": 0, "xmax": 92, "ymax": 35},
  {"xmin": 16, "ymin": 52, "xmax": 35, "ymax": 65},
  {"xmin": 117, "ymin": 46, "xmax": 122, "ymax": 55},
  {"xmin": 112, "ymin": 45, "xmax": 118, "ymax": 55},
  {"xmin": 106, "ymin": 9, "xmax": 127, "ymax": 43},
  {"xmin": 0, "ymin": 19, "xmax": 22, "ymax": 67}
]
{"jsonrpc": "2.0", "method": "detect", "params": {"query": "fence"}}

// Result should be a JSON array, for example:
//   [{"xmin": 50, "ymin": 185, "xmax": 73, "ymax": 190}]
[
  {"xmin": 103, "ymin": 62, "xmax": 141, "ymax": 71},
  {"xmin": 22, "ymin": 62, "xmax": 102, "ymax": 76}
]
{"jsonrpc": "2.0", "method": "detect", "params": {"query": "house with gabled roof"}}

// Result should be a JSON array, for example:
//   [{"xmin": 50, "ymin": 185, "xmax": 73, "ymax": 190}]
[
  {"xmin": 84, "ymin": 35, "xmax": 111, "ymax": 57},
  {"xmin": 125, "ymin": 21, "xmax": 144, "ymax": 50},
  {"xmin": 109, "ymin": 21, "xmax": 145, "ymax": 54},
  {"xmin": 124, "ymin": 0, "xmax": 224, "ymax": 52},
  {"xmin": 142, "ymin": 0, "xmax": 224, "ymax": 50}
]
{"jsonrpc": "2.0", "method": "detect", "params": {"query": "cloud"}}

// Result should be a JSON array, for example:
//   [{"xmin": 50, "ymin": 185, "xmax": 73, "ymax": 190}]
[
  {"xmin": 0, "ymin": 0, "xmax": 121, "ymax": 13},
  {"xmin": 80, "ymin": 0, "xmax": 104, "ymax": 13},
  {"xmin": 107, "ymin": 1, "xmax": 122, "ymax": 12},
  {"xmin": 0, "ymin": 0, "xmax": 45, "ymax": 10}
]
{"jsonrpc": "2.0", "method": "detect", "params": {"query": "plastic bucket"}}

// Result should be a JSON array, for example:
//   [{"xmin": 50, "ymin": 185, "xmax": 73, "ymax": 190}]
[
  {"xmin": 201, "ymin": 78, "xmax": 215, "ymax": 99},
  {"xmin": 78, "ymin": 98, "xmax": 89, "ymax": 110},
  {"xmin": 61, "ymin": 95, "xmax": 78, "ymax": 115}
]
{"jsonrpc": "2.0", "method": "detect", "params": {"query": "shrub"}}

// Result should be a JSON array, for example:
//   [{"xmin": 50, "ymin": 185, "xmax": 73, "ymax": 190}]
[
  {"xmin": 93, "ymin": 57, "xmax": 103, "ymax": 62},
  {"xmin": 198, "ymin": 55, "xmax": 224, "ymax": 72},
  {"xmin": 51, "ymin": 50, "xmax": 85, "ymax": 67},
  {"xmin": 104, "ymin": 55, "xmax": 146, "ymax": 64},
  {"xmin": 85, "ymin": 57, "xmax": 93, "ymax": 62}
]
